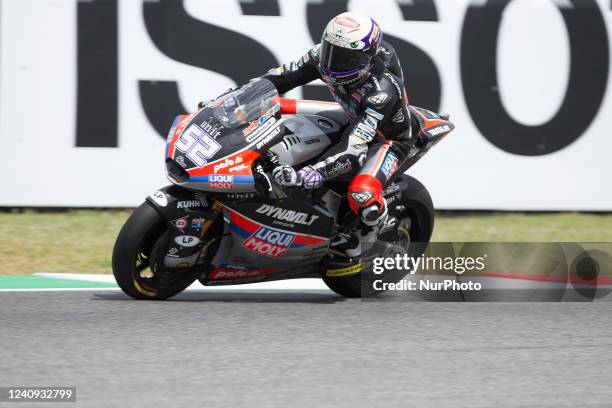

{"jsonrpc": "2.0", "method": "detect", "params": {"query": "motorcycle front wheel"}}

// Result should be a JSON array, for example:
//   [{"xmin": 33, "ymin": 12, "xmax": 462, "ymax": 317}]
[{"xmin": 112, "ymin": 202, "xmax": 219, "ymax": 300}]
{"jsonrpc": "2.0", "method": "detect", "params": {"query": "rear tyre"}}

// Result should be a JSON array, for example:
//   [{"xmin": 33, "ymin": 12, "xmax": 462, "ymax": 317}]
[
  {"xmin": 112, "ymin": 202, "xmax": 215, "ymax": 300},
  {"xmin": 323, "ymin": 175, "xmax": 434, "ymax": 298}
]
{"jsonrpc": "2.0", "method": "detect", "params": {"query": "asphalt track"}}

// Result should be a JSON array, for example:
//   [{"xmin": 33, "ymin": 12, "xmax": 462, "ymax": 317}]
[{"xmin": 2, "ymin": 290, "xmax": 612, "ymax": 408}]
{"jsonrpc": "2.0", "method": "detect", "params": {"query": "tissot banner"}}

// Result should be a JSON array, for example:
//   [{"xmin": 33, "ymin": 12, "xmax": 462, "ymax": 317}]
[{"xmin": 0, "ymin": 0, "xmax": 610, "ymax": 209}]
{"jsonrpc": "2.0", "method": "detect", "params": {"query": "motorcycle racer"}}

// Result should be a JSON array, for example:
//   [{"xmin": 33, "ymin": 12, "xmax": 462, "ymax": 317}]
[{"xmin": 262, "ymin": 11, "xmax": 413, "ymax": 258}]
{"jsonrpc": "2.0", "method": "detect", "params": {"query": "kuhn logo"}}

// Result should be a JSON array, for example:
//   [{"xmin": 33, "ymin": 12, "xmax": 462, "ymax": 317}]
[
  {"xmin": 242, "ymin": 227, "xmax": 295, "ymax": 258},
  {"xmin": 256, "ymin": 204, "xmax": 319, "ymax": 226},
  {"xmin": 177, "ymin": 200, "xmax": 205, "ymax": 209},
  {"xmin": 214, "ymin": 156, "xmax": 243, "ymax": 173}
]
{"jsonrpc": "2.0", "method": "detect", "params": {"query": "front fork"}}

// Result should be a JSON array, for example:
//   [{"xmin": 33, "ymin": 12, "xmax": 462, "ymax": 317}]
[{"xmin": 146, "ymin": 185, "xmax": 224, "ymax": 270}]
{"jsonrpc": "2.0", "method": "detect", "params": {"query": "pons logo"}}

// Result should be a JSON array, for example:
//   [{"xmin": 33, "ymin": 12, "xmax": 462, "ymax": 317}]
[
  {"xmin": 242, "ymin": 226, "xmax": 295, "ymax": 257},
  {"xmin": 213, "ymin": 156, "xmax": 243, "ymax": 173}
]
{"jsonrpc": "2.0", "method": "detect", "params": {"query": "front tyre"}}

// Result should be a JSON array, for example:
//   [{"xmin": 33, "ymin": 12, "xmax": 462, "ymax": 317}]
[
  {"xmin": 323, "ymin": 175, "xmax": 435, "ymax": 298},
  {"xmin": 112, "ymin": 202, "xmax": 211, "ymax": 300}
]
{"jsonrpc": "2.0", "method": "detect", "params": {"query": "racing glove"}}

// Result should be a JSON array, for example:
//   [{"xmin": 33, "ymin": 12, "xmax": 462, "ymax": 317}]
[
  {"xmin": 273, "ymin": 165, "xmax": 302, "ymax": 187},
  {"xmin": 298, "ymin": 166, "xmax": 323, "ymax": 189}
]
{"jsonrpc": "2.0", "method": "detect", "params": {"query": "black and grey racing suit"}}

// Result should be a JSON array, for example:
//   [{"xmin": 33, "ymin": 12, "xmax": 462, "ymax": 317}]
[{"xmin": 263, "ymin": 41, "xmax": 412, "ymax": 216}]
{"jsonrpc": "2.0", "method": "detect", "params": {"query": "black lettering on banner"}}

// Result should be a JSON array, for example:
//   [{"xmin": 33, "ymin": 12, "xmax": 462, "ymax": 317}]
[
  {"xmin": 239, "ymin": 0, "xmax": 280, "ymax": 16},
  {"xmin": 397, "ymin": 0, "xmax": 438, "ymax": 22},
  {"xmin": 76, "ymin": 0, "xmax": 118, "ymax": 147},
  {"xmin": 304, "ymin": 0, "xmax": 348, "ymax": 102},
  {"xmin": 461, "ymin": 0, "xmax": 609, "ymax": 156},
  {"xmin": 304, "ymin": 0, "xmax": 441, "ymax": 111},
  {"xmin": 140, "ymin": 0, "xmax": 279, "ymax": 138},
  {"xmin": 386, "ymin": 0, "xmax": 440, "ymax": 110}
]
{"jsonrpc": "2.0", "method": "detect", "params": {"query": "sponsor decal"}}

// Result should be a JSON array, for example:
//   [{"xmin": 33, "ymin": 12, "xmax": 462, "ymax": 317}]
[
  {"xmin": 243, "ymin": 105, "xmax": 280, "ymax": 137},
  {"xmin": 365, "ymin": 107, "xmax": 384, "ymax": 120},
  {"xmin": 175, "ymin": 155, "xmax": 187, "ymax": 168},
  {"xmin": 226, "ymin": 193, "xmax": 255, "ymax": 199},
  {"xmin": 381, "ymin": 152, "xmax": 399, "ymax": 179},
  {"xmin": 176, "ymin": 262, "xmax": 191, "ymax": 269},
  {"xmin": 167, "ymin": 247, "xmax": 179, "ymax": 257},
  {"xmin": 392, "ymin": 108, "xmax": 405, "ymax": 123},
  {"xmin": 351, "ymin": 191, "xmax": 373, "ymax": 204},
  {"xmin": 428, "ymin": 124, "xmax": 451, "ymax": 136},
  {"xmin": 367, "ymin": 92, "xmax": 390, "ymax": 107},
  {"xmin": 174, "ymin": 217, "xmax": 188, "ymax": 229},
  {"xmin": 245, "ymin": 116, "xmax": 277, "ymax": 142},
  {"xmin": 335, "ymin": 16, "xmax": 359, "ymax": 28},
  {"xmin": 364, "ymin": 115, "xmax": 378, "ymax": 130},
  {"xmin": 323, "ymin": 159, "xmax": 352, "ymax": 179},
  {"xmin": 324, "ymin": 31, "xmax": 351, "ymax": 47},
  {"xmin": 243, "ymin": 120, "xmax": 259, "ymax": 135},
  {"xmin": 304, "ymin": 138, "xmax": 320, "ymax": 145},
  {"xmin": 209, "ymin": 265, "xmax": 275, "ymax": 280},
  {"xmin": 150, "ymin": 190, "xmax": 167, "ymax": 207},
  {"xmin": 208, "ymin": 174, "xmax": 233, "ymax": 189},
  {"xmin": 383, "ymin": 183, "xmax": 400, "ymax": 195},
  {"xmin": 177, "ymin": 199, "xmax": 206, "ymax": 209},
  {"xmin": 256, "ymin": 204, "xmax": 320, "ymax": 226},
  {"xmin": 255, "ymin": 126, "xmax": 282, "ymax": 149},
  {"xmin": 242, "ymin": 226, "xmax": 295, "ymax": 258},
  {"xmin": 200, "ymin": 120, "xmax": 222, "ymax": 139},
  {"xmin": 229, "ymin": 163, "xmax": 249, "ymax": 173},
  {"xmin": 354, "ymin": 123, "xmax": 376, "ymax": 142},
  {"xmin": 326, "ymin": 262, "xmax": 363, "ymax": 277},
  {"xmin": 191, "ymin": 217, "xmax": 206, "ymax": 229},
  {"xmin": 174, "ymin": 124, "xmax": 222, "ymax": 167},
  {"xmin": 174, "ymin": 235, "xmax": 201, "ymax": 247},
  {"xmin": 213, "ymin": 156, "xmax": 243, "ymax": 173}
]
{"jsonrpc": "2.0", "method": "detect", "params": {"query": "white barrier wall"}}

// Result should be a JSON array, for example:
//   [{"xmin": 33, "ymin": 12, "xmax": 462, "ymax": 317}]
[{"xmin": 0, "ymin": 0, "xmax": 611, "ymax": 209}]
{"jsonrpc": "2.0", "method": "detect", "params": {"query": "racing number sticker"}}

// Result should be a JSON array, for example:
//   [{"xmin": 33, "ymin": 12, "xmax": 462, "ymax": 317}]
[{"xmin": 174, "ymin": 124, "xmax": 221, "ymax": 166}]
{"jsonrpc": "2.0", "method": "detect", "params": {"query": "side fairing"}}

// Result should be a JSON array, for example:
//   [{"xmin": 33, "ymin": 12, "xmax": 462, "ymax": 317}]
[{"xmin": 212, "ymin": 198, "xmax": 334, "ymax": 272}]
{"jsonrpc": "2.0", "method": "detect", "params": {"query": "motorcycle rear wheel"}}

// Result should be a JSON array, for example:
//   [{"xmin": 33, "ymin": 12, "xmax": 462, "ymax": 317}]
[{"xmin": 323, "ymin": 175, "xmax": 434, "ymax": 298}]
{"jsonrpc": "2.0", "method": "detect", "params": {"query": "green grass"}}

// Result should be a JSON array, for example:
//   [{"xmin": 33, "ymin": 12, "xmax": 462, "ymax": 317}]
[{"xmin": 1, "ymin": 210, "xmax": 612, "ymax": 275}]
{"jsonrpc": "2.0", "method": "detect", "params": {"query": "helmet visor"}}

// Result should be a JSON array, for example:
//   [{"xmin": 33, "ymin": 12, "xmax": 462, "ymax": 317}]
[{"xmin": 319, "ymin": 40, "xmax": 372, "ymax": 76}]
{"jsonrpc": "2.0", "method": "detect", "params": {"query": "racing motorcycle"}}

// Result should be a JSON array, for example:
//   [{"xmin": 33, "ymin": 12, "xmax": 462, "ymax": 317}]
[{"xmin": 112, "ymin": 79, "xmax": 454, "ymax": 299}]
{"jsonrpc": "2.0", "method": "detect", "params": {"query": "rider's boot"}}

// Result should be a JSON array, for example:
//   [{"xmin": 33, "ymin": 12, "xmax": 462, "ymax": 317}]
[{"xmin": 331, "ymin": 200, "xmax": 388, "ymax": 259}]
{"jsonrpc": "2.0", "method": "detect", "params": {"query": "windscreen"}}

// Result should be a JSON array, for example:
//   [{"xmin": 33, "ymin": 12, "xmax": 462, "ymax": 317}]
[{"xmin": 212, "ymin": 79, "xmax": 278, "ymax": 128}]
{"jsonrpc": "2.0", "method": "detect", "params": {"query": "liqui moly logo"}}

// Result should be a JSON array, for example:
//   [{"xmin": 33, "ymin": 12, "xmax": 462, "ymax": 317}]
[
  {"xmin": 208, "ymin": 174, "xmax": 233, "ymax": 189},
  {"xmin": 242, "ymin": 226, "xmax": 295, "ymax": 258}
]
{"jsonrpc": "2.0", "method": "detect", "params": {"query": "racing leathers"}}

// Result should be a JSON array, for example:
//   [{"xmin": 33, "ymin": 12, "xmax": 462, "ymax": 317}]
[{"xmin": 263, "ymin": 41, "xmax": 412, "ymax": 228}]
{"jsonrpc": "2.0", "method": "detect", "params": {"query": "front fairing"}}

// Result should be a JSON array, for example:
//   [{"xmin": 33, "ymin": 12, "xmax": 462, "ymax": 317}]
[{"xmin": 164, "ymin": 80, "xmax": 283, "ymax": 193}]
